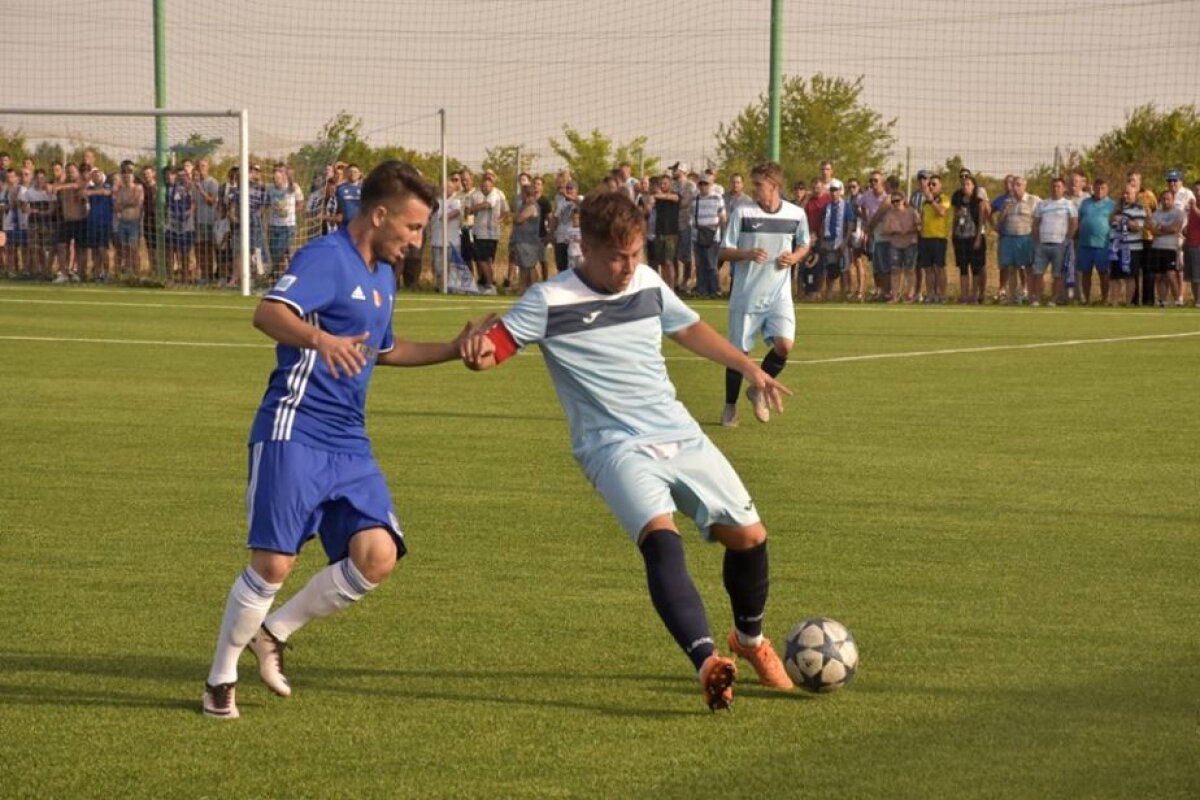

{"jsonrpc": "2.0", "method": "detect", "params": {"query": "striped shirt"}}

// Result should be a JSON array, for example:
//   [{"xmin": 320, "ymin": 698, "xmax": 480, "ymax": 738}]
[
  {"xmin": 500, "ymin": 265, "xmax": 701, "ymax": 477},
  {"xmin": 694, "ymin": 193, "xmax": 724, "ymax": 228},
  {"xmin": 722, "ymin": 199, "xmax": 809, "ymax": 312}
]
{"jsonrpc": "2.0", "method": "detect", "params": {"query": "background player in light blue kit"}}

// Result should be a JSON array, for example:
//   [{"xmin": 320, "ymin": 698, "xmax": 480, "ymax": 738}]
[
  {"xmin": 202, "ymin": 161, "xmax": 483, "ymax": 719},
  {"xmin": 462, "ymin": 191, "xmax": 796, "ymax": 711},
  {"xmin": 718, "ymin": 161, "xmax": 810, "ymax": 427}
]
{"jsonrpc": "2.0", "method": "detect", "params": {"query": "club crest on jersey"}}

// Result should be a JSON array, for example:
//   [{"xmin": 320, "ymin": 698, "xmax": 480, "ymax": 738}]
[
  {"xmin": 351, "ymin": 285, "xmax": 366, "ymax": 301},
  {"xmin": 373, "ymin": 289, "xmax": 382, "ymax": 308},
  {"xmin": 274, "ymin": 275, "xmax": 297, "ymax": 292}
]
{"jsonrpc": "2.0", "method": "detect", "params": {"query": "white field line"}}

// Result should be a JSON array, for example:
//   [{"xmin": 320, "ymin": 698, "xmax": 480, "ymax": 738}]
[
  {"xmin": 1, "ymin": 331, "xmax": 1197, "ymax": 364},
  {"xmin": 0, "ymin": 297, "xmax": 507, "ymax": 314}
]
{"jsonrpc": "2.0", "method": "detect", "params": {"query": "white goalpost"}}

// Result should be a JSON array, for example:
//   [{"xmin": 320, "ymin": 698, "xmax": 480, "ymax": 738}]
[{"xmin": 0, "ymin": 107, "xmax": 252, "ymax": 296}]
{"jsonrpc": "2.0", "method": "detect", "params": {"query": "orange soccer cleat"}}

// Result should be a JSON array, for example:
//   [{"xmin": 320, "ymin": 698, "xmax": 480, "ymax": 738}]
[{"xmin": 727, "ymin": 630, "xmax": 794, "ymax": 690}]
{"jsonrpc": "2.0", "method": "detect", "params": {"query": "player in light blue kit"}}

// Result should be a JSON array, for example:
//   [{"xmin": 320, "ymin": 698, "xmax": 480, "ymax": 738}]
[
  {"xmin": 463, "ymin": 191, "xmax": 796, "ymax": 711},
  {"xmin": 202, "ymin": 161, "xmax": 481, "ymax": 719},
  {"xmin": 718, "ymin": 161, "xmax": 810, "ymax": 427}
]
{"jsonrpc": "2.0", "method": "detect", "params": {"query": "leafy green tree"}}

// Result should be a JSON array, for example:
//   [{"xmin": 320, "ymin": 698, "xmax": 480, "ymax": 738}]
[
  {"xmin": 171, "ymin": 133, "xmax": 225, "ymax": 163},
  {"xmin": 548, "ymin": 126, "xmax": 659, "ymax": 192},
  {"xmin": 1084, "ymin": 103, "xmax": 1200, "ymax": 189},
  {"xmin": 715, "ymin": 73, "xmax": 896, "ymax": 186},
  {"xmin": 482, "ymin": 144, "xmax": 536, "ymax": 197},
  {"xmin": 0, "ymin": 128, "xmax": 28, "ymax": 162}
]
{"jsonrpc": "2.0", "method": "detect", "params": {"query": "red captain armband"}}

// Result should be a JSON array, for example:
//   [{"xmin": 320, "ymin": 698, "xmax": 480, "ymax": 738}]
[{"xmin": 485, "ymin": 321, "xmax": 519, "ymax": 365}]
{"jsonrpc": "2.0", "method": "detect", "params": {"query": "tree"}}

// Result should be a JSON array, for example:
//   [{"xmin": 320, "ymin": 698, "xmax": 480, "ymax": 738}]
[
  {"xmin": 482, "ymin": 144, "xmax": 536, "ymax": 197},
  {"xmin": 1084, "ymin": 103, "xmax": 1200, "ymax": 188},
  {"xmin": 548, "ymin": 126, "xmax": 659, "ymax": 192},
  {"xmin": 293, "ymin": 111, "xmax": 368, "ymax": 190},
  {"xmin": 171, "ymin": 133, "xmax": 225, "ymax": 163},
  {"xmin": 715, "ymin": 74, "xmax": 896, "ymax": 186},
  {"xmin": 0, "ymin": 127, "xmax": 27, "ymax": 162}
]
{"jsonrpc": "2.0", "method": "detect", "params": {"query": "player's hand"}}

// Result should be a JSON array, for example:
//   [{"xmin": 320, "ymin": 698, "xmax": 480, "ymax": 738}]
[
  {"xmin": 458, "ymin": 314, "xmax": 499, "ymax": 369},
  {"xmin": 744, "ymin": 366, "xmax": 793, "ymax": 413},
  {"xmin": 316, "ymin": 330, "xmax": 370, "ymax": 379},
  {"xmin": 777, "ymin": 250, "xmax": 802, "ymax": 267},
  {"xmin": 751, "ymin": 248, "xmax": 769, "ymax": 263}
]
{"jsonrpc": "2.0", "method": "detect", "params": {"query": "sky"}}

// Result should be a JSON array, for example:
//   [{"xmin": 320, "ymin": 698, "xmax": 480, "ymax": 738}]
[{"xmin": 3, "ymin": 0, "xmax": 1199, "ymax": 176}]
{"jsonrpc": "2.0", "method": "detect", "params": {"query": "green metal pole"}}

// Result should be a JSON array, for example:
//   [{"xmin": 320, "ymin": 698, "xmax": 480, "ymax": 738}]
[
  {"xmin": 153, "ymin": 0, "xmax": 168, "ymax": 280},
  {"xmin": 767, "ymin": 0, "xmax": 782, "ymax": 162}
]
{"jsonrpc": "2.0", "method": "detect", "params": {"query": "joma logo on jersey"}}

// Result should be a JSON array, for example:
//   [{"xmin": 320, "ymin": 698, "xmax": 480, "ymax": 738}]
[{"xmin": 355, "ymin": 342, "xmax": 380, "ymax": 360}]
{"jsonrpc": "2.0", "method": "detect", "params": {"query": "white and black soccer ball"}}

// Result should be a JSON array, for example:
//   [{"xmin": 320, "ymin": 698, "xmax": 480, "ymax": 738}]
[{"xmin": 783, "ymin": 617, "xmax": 858, "ymax": 693}]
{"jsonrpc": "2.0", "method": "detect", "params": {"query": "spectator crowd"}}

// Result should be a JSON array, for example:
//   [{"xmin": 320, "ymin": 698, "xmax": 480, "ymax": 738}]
[{"xmin": 3, "ymin": 150, "xmax": 1198, "ymax": 308}]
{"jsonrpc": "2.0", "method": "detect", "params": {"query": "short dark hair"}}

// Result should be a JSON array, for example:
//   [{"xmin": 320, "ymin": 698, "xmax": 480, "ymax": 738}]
[
  {"xmin": 579, "ymin": 189, "xmax": 645, "ymax": 248},
  {"xmin": 361, "ymin": 160, "xmax": 436, "ymax": 213}
]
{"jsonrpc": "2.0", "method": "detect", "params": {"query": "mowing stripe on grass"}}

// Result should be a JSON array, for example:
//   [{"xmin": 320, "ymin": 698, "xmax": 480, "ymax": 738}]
[
  {"xmin": 0, "ymin": 297, "xmax": 507, "ymax": 313},
  {"xmin": 2, "ymin": 331, "xmax": 1197, "ymax": 362}
]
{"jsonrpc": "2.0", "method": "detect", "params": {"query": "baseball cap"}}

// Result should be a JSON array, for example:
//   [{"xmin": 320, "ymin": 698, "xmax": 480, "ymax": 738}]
[
  {"xmin": 916, "ymin": 169, "xmax": 931, "ymax": 180},
  {"xmin": 483, "ymin": 169, "xmax": 497, "ymax": 180},
  {"xmin": 1166, "ymin": 169, "xmax": 1182, "ymax": 182},
  {"xmin": 828, "ymin": 178, "xmax": 844, "ymax": 191},
  {"xmin": 697, "ymin": 175, "xmax": 710, "ymax": 184}
]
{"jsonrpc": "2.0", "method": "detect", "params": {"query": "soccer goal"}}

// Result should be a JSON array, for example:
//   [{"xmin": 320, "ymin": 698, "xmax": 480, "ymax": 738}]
[{"xmin": 0, "ymin": 107, "xmax": 253, "ymax": 295}]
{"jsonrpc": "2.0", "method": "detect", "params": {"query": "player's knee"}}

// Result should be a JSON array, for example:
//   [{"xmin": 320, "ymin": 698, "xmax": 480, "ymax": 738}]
[
  {"xmin": 773, "ymin": 340, "xmax": 792, "ymax": 358},
  {"xmin": 249, "ymin": 550, "xmax": 295, "ymax": 584},
  {"xmin": 712, "ymin": 522, "xmax": 767, "ymax": 551},
  {"xmin": 349, "ymin": 528, "xmax": 399, "ymax": 584}
]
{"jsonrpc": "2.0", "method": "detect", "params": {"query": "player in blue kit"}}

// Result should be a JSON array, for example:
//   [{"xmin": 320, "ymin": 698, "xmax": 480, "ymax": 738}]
[
  {"xmin": 202, "ymin": 161, "xmax": 481, "ymax": 719},
  {"xmin": 718, "ymin": 161, "xmax": 810, "ymax": 427},
  {"xmin": 461, "ymin": 190, "xmax": 796, "ymax": 710}
]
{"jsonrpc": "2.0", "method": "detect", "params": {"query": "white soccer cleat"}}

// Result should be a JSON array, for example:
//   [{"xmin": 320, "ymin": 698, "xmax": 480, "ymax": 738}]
[
  {"xmin": 720, "ymin": 404, "xmax": 739, "ymax": 428},
  {"xmin": 745, "ymin": 386, "xmax": 770, "ymax": 423},
  {"xmin": 202, "ymin": 682, "xmax": 240, "ymax": 719},
  {"xmin": 248, "ymin": 626, "xmax": 293, "ymax": 698}
]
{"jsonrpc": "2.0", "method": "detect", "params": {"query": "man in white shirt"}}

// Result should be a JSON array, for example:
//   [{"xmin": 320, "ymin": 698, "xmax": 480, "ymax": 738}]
[
  {"xmin": 467, "ymin": 169, "xmax": 508, "ymax": 295},
  {"xmin": 429, "ymin": 173, "xmax": 463, "ymax": 292},
  {"xmin": 1032, "ymin": 176, "xmax": 1078, "ymax": 305}
]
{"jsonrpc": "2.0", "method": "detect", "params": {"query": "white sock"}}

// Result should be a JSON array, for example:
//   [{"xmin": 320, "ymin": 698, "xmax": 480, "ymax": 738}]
[
  {"xmin": 735, "ymin": 630, "xmax": 764, "ymax": 649},
  {"xmin": 264, "ymin": 558, "xmax": 376, "ymax": 642},
  {"xmin": 207, "ymin": 567, "xmax": 281, "ymax": 686}
]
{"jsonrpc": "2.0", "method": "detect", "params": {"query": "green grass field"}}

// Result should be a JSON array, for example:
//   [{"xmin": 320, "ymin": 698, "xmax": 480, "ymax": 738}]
[{"xmin": 1, "ymin": 283, "xmax": 1197, "ymax": 799}]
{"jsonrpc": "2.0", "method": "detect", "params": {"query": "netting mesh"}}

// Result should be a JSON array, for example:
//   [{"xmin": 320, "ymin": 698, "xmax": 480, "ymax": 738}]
[{"xmin": 2, "ymin": 0, "xmax": 1199, "ymax": 290}]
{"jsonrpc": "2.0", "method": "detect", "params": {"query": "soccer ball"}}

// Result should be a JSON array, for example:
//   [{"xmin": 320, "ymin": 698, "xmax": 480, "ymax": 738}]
[{"xmin": 783, "ymin": 617, "xmax": 858, "ymax": 693}]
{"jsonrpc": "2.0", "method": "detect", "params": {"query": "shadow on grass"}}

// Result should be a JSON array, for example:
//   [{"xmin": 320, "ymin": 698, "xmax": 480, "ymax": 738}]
[{"xmin": 0, "ymin": 650, "xmax": 725, "ymax": 718}]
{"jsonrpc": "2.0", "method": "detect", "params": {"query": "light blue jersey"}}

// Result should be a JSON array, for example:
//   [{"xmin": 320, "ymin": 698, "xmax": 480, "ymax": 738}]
[
  {"xmin": 501, "ymin": 265, "xmax": 701, "ymax": 479},
  {"xmin": 722, "ymin": 199, "xmax": 809, "ymax": 312}
]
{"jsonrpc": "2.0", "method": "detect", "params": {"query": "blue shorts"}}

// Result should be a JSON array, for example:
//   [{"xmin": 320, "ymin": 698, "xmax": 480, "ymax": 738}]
[
  {"xmin": 116, "ymin": 220, "xmax": 141, "ymax": 247},
  {"xmin": 999, "ymin": 234, "xmax": 1034, "ymax": 268},
  {"xmin": 245, "ymin": 440, "xmax": 405, "ymax": 562},
  {"xmin": 1075, "ymin": 245, "xmax": 1108, "ymax": 275},
  {"xmin": 591, "ymin": 435, "xmax": 760, "ymax": 542},
  {"xmin": 727, "ymin": 294, "xmax": 795, "ymax": 352},
  {"xmin": 5, "ymin": 229, "xmax": 29, "ymax": 247},
  {"xmin": 871, "ymin": 240, "xmax": 892, "ymax": 275}
]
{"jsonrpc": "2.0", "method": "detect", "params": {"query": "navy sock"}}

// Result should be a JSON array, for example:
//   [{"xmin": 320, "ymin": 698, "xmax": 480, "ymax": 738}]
[
  {"xmin": 723, "ymin": 540, "xmax": 769, "ymax": 640},
  {"xmin": 761, "ymin": 349, "xmax": 787, "ymax": 378},
  {"xmin": 724, "ymin": 368, "xmax": 743, "ymax": 405},
  {"xmin": 639, "ymin": 530, "xmax": 715, "ymax": 671}
]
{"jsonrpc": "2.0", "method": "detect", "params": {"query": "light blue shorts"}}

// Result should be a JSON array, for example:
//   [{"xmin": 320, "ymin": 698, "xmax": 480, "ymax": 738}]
[
  {"xmin": 591, "ymin": 436, "xmax": 760, "ymax": 542},
  {"xmin": 727, "ymin": 295, "xmax": 795, "ymax": 352}
]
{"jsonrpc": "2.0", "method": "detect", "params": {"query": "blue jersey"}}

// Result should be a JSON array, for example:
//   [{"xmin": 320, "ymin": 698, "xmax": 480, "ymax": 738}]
[
  {"xmin": 501, "ymin": 265, "xmax": 701, "ymax": 478},
  {"xmin": 87, "ymin": 183, "xmax": 113, "ymax": 228},
  {"xmin": 249, "ymin": 227, "xmax": 396, "ymax": 454},
  {"xmin": 336, "ymin": 182, "xmax": 363, "ymax": 224},
  {"xmin": 722, "ymin": 199, "xmax": 809, "ymax": 312}
]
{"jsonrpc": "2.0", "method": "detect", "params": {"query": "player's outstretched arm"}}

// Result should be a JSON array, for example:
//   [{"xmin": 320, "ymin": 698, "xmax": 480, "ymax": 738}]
[
  {"xmin": 253, "ymin": 299, "xmax": 368, "ymax": 379},
  {"xmin": 669, "ymin": 320, "xmax": 793, "ymax": 413},
  {"xmin": 378, "ymin": 314, "xmax": 498, "ymax": 368}
]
